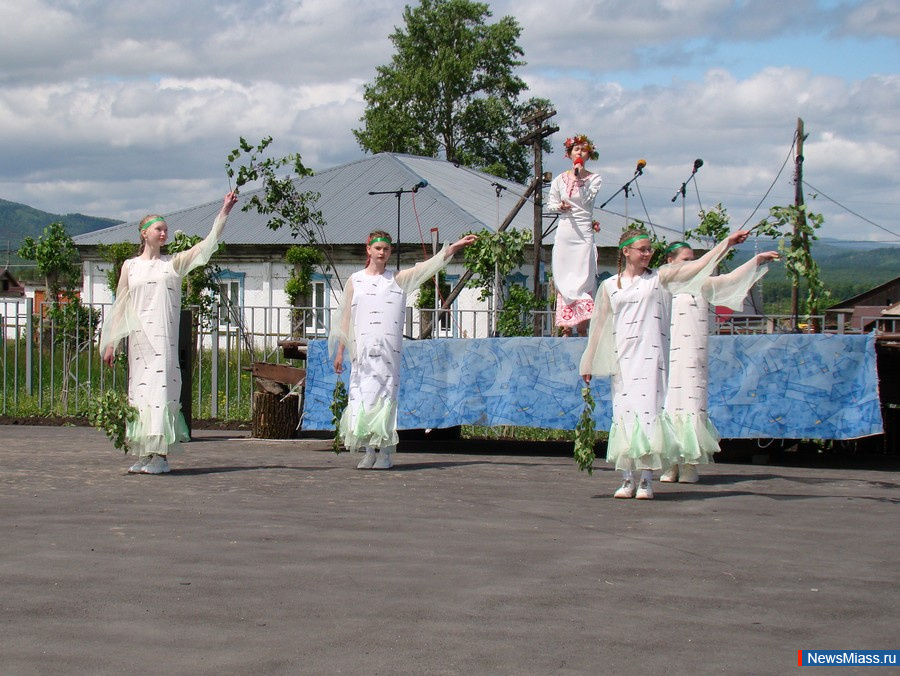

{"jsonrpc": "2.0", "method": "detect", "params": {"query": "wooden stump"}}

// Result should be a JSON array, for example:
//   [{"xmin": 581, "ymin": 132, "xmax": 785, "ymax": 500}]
[{"xmin": 252, "ymin": 391, "xmax": 300, "ymax": 439}]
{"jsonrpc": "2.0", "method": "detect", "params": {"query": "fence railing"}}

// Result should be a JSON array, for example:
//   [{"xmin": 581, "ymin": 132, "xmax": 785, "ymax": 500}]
[{"xmin": 1, "ymin": 298, "xmax": 893, "ymax": 421}]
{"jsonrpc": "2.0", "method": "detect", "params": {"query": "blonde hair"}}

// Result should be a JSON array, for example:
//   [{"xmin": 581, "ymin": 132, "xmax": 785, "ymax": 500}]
[
  {"xmin": 616, "ymin": 228, "xmax": 650, "ymax": 289},
  {"xmin": 137, "ymin": 214, "xmax": 165, "ymax": 255}
]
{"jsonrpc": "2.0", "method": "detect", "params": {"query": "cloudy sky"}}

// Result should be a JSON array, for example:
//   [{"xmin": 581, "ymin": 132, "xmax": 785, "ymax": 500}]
[{"xmin": 1, "ymin": 0, "xmax": 898, "ymax": 242}]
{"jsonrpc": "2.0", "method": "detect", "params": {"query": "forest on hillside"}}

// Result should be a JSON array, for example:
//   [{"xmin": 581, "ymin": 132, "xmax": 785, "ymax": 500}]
[{"xmin": 730, "ymin": 245, "xmax": 899, "ymax": 314}]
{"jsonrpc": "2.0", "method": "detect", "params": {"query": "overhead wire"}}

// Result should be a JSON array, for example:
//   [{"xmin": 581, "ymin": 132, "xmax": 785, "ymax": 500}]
[{"xmin": 802, "ymin": 180, "xmax": 900, "ymax": 240}]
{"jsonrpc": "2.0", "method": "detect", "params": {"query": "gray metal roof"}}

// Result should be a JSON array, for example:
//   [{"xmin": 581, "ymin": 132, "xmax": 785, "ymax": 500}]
[{"xmin": 73, "ymin": 153, "xmax": 556, "ymax": 247}]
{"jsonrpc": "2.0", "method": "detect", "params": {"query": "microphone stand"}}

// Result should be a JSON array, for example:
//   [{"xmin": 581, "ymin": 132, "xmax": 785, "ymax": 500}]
[
  {"xmin": 671, "ymin": 166, "xmax": 700, "ymax": 236},
  {"xmin": 368, "ymin": 184, "xmax": 426, "ymax": 269},
  {"xmin": 599, "ymin": 166, "xmax": 644, "ymax": 229}
]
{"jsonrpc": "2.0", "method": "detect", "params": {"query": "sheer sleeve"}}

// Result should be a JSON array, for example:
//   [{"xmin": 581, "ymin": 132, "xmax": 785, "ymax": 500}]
[
  {"xmin": 98, "ymin": 259, "xmax": 142, "ymax": 355},
  {"xmin": 394, "ymin": 244, "xmax": 453, "ymax": 294},
  {"xmin": 702, "ymin": 257, "xmax": 770, "ymax": 311},
  {"xmin": 579, "ymin": 281, "xmax": 617, "ymax": 377},
  {"xmin": 658, "ymin": 237, "xmax": 731, "ymax": 297},
  {"xmin": 327, "ymin": 279, "xmax": 355, "ymax": 361},
  {"xmin": 171, "ymin": 212, "xmax": 227, "ymax": 277}
]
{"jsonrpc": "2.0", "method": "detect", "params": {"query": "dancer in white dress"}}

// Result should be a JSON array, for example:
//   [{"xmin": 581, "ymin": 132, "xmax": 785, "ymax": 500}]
[
  {"xmin": 660, "ymin": 242, "xmax": 779, "ymax": 484},
  {"xmin": 579, "ymin": 227, "xmax": 750, "ymax": 499},
  {"xmin": 330, "ymin": 230, "xmax": 477, "ymax": 470},
  {"xmin": 547, "ymin": 134, "xmax": 603, "ymax": 337},
  {"xmin": 101, "ymin": 191, "xmax": 239, "ymax": 474}
]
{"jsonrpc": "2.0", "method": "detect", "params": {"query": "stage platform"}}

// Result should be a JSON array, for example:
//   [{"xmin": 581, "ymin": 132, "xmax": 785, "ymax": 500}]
[{"xmin": 301, "ymin": 335, "xmax": 883, "ymax": 440}]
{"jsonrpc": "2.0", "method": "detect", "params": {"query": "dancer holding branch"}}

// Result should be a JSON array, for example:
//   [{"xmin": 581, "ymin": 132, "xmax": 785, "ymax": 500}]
[
  {"xmin": 330, "ymin": 230, "xmax": 477, "ymax": 470},
  {"xmin": 579, "ymin": 228, "xmax": 751, "ymax": 499},
  {"xmin": 100, "ymin": 192, "xmax": 239, "ymax": 474}
]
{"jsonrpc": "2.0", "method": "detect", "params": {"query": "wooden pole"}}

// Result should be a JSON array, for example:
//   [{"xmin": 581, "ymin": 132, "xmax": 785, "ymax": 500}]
[{"xmin": 792, "ymin": 117, "xmax": 806, "ymax": 332}]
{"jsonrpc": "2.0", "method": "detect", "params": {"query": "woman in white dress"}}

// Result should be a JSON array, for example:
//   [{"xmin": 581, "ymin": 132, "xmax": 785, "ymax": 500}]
[
  {"xmin": 579, "ymin": 227, "xmax": 750, "ymax": 499},
  {"xmin": 660, "ymin": 242, "xmax": 779, "ymax": 483},
  {"xmin": 101, "ymin": 191, "xmax": 239, "ymax": 474},
  {"xmin": 330, "ymin": 230, "xmax": 477, "ymax": 470},
  {"xmin": 547, "ymin": 134, "xmax": 603, "ymax": 337}
]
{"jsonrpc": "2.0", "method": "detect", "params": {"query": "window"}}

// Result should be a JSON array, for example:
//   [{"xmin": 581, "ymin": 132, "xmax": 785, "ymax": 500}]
[
  {"xmin": 215, "ymin": 270, "xmax": 245, "ymax": 329},
  {"xmin": 304, "ymin": 279, "xmax": 329, "ymax": 336}
]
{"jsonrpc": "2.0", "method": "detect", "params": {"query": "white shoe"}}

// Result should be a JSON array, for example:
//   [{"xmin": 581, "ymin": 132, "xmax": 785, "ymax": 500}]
[
  {"xmin": 356, "ymin": 450, "xmax": 377, "ymax": 469},
  {"xmin": 372, "ymin": 451, "xmax": 393, "ymax": 470},
  {"xmin": 128, "ymin": 456, "xmax": 151, "ymax": 474},
  {"xmin": 636, "ymin": 478, "xmax": 654, "ymax": 500},
  {"xmin": 659, "ymin": 466, "xmax": 679, "ymax": 483},
  {"xmin": 141, "ymin": 454, "xmax": 170, "ymax": 474},
  {"xmin": 614, "ymin": 479, "xmax": 636, "ymax": 499},
  {"xmin": 678, "ymin": 464, "xmax": 699, "ymax": 484}
]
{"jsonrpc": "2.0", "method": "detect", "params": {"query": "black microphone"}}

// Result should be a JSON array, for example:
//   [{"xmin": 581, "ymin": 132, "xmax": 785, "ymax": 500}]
[
  {"xmin": 693, "ymin": 158, "xmax": 704, "ymax": 172},
  {"xmin": 412, "ymin": 179, "xmax": 428, "ymax": 192}
]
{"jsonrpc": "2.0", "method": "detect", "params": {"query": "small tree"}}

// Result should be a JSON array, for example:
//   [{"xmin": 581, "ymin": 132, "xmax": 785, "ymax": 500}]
[
  {"xmin": 225, "ymin": 136, "xmax": 336, "ymax": 293},
  {"xmin": 284, "ymin": 244, "xmax": 326, "ymax": 336},
  {"xmin": 462, "ymin": 228, "xmax": 536, "ymax": 334},
  {"xmin": 755, "ymin": 204, "xmax": 829, "ymax": 325},
  {"xmin": 18, "ymin": 221, "xmax": 99, "ymax": 409}
]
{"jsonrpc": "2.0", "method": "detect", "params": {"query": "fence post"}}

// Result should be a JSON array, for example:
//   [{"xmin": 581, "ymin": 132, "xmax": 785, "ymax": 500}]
[
  {"xmin": 25, "ymin": 298, "xmax": 33, "ymax": 396},
  {"xmin": 211, "ymin": 304, "xmax": 219, "ymax": 419}
]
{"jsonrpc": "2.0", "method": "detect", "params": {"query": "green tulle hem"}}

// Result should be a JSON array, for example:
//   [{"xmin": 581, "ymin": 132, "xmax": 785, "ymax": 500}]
[
  {"xmin": 606, "ymin": 411, "xmax": 681, "ymax": 471},
  {"xmin": 670, "ymin": 412, "xmax": 721, "ymax": 465},
  {"xmin": 126, "ymin": 403, "xmax": 190, "ymax": 457},
  {"xmin": 338, "ymin": 398, "xmax": 398, "ymax": 452}
]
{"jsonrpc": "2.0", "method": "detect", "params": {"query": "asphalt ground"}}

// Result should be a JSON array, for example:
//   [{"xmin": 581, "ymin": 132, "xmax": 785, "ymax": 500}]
[{"xmin": 1, "ymin": 426, "xmax": 897, "ymax": 675}]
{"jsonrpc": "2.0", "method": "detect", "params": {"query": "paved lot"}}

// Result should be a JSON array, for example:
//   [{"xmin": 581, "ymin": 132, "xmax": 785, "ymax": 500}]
[{"xmin": 1, "ymin": 426, "xmax": 897, "ymax": 675}]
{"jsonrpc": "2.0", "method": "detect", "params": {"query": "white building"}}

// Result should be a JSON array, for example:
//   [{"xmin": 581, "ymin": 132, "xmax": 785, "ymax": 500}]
[{"xmin": 73, "ymin": 153, "xmax": 632, "ymax": 342}]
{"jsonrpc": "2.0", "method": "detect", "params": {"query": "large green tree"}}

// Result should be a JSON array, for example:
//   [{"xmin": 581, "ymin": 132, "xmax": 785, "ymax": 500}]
[{"xmin": 354, "ymin": 0, "xmax": 548, "ymax": 183}]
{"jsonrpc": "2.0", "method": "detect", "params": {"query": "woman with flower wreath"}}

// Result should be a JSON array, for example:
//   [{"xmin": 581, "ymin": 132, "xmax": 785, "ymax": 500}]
[{"xmin": 547, "ymin": 134, "xmax": 603, "ymax": 337}]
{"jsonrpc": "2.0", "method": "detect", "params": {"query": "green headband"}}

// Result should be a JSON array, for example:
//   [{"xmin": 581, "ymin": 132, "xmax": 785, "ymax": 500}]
[
  {"xmin": 141, "ymin": 216, "xmax": 165, "ymax": 231},
  {"xmin": 619, "ymin": 234, "xmax": 650, "ymax": 249},
  {"xmin": 665, "ymin": 241, "xmax": 691, "ymax": 254},
  {"xmin": 368, "ymin": 236, "xmax": 391, "ymax": 245}
]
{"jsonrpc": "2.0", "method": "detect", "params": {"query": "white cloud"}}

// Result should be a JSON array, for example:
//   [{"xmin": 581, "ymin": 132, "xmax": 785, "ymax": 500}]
[{"xmin": 0, "ymin": 0, "xmax": 897, "ymax": 241}]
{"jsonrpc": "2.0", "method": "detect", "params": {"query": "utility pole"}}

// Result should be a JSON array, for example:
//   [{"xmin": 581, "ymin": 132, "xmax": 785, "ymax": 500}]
[
  {"xmin": 516, "ymin": 108, "xmax": 558, "ymax": 335},
  {"xmin": 792, "ymin": 117, "xmax": 807, "ymax": 332}
]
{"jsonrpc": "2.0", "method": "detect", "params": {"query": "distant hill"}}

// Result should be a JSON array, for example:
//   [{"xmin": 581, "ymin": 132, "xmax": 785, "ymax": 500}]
[
  {"xmin": 730, "ymin": 239, "xmax": 899, "ymax": 313},
  {"xmin": 0, "ymin": 198, "xmax": 123, "ymax": 247}
]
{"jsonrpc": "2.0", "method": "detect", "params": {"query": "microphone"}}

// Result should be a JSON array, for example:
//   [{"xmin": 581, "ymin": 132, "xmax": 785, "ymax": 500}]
[
  {"xmin": 693, "ymin": 158, "xmax": 704, "ymax": 172},
  {"xmin": 573, "ymin": 157, "xmax": 584, "ymax": 177},
  {"xmin": 635, "ymin": 159, "xmax": 647, "ymax": 175},
  {"xmin": 412, "ymin": 179, "xmax": 428, "ymax": 192}
]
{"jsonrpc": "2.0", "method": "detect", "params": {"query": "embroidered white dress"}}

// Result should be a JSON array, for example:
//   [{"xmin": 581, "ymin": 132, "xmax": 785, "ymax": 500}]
[
  {"xmin": 547, "ymin": 170, "xmax": 603, "ymax": 328},
  {"xmin": 99, "ymin": 213, "xmax": 227, "ymax": 457},
  {"xmin": 579, "ymin": 238, "xmax": 733, "ymax": 471},
  {"xmin": 666, "ymin": 257, "xmax": 770, "ymax": 464},
  {"xmin": 328, "ymin": 247, "xmax": 456, "ymax": 452}
]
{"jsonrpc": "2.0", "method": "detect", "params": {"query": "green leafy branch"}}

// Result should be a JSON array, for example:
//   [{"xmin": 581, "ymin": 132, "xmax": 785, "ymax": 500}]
[
  {"xmin": 88, "ymin": 390, "xmax": 139, "ymax": 453},
  {"xmin": 573, "ymin": 385, "xmax": 596, "ymax": 474},
  {"xmin": 330, "ymin": 378, "xmax": 348, "ymax": 455},
  {"xmin": 754, "ymin": 204, "xmax": 830, "ymax": 318},
  {"xmin": 462, "ymin": 228, "xmax": 532, "ymax": 302}
]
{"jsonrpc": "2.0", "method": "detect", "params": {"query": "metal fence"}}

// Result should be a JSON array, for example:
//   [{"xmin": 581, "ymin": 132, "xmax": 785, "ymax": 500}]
[{"xmin": 1, "ymin": 297, "xmax": 894, "ymax": 421}]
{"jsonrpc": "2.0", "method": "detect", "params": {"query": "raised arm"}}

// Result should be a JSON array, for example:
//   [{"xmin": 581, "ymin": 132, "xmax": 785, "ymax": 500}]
[
  {"xmin": 394, "ymin": 234, "xmax": 478, "ymax": 294},
  {"xmin": 659, "ymin": 230, "xmax": 750, "ymax": 296},
  {"xmin": 702, "ymin": 250, "xmax": 778, "ymax": 310},
  {"xmin": 172, "ymin": 191, "xmax": 239, "ymax": 277}
]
